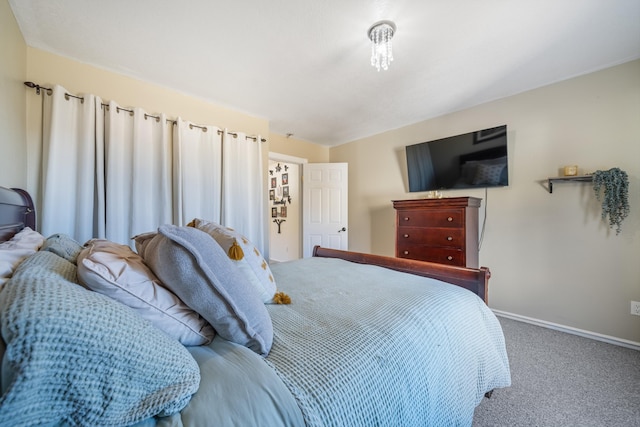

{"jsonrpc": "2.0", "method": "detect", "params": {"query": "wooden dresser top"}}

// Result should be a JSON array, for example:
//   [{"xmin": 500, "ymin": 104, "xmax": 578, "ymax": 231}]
[{"xmin": 392, "ymin": 197, "xmax": 482, "ymax": 209}]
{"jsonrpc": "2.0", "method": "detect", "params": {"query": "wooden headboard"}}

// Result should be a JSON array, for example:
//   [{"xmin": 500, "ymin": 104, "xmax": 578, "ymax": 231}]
[{"xmin": 0, "ymin": 187, "xmax": 36, "ymax": 242}]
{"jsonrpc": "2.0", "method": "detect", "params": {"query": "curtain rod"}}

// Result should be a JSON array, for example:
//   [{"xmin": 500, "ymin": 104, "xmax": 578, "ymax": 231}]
[{"xmin": 24, "ymin": 81, "xmax": 266, "ymax": 142}]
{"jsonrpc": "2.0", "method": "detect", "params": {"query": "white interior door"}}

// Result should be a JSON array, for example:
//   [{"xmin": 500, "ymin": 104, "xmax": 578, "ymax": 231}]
[{"xmin": 302, "ymin": 163, "xmax": 348, "ymax": 257}]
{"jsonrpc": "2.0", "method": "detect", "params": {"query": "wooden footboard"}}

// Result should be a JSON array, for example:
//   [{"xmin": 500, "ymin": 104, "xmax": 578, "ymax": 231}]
[{"xmin": 312, "ymin": 246, "xmax": 490, "ymax": 304}]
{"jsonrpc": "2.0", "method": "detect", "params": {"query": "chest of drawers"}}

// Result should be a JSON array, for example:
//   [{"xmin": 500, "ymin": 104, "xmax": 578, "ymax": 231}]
[{"xmin": 392, "ymin": 197, "xmax": 481, "ymax": 268}]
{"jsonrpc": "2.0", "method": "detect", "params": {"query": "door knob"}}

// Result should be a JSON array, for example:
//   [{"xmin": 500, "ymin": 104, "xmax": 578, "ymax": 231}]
[{"xmin": 338, "ymin": 227, "xmax": 346, "ymax": 232}]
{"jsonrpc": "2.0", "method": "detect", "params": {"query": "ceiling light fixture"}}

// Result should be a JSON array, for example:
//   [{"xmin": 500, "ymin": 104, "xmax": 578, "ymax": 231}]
[{"xmin": 368, "ymin": 20, "xmax": 396, "ymax": 71}]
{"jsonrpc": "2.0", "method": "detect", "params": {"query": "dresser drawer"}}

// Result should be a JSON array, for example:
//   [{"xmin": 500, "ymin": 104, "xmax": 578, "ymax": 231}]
[
  {"xmin": 397, "ymin": 227, "xmax": 465, "ymax": 248},
  {"xmin": 396, "ymin": 245, "xmax": 465, "ymax": 266},
  {"xmin": 396, "ymin": 209, "xmax": 463, "ymax": 228}
]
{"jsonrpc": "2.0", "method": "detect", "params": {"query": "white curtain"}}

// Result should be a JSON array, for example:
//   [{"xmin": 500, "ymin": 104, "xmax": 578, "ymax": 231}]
[
  {"xmin": 104, "ymin": 103, "xmax": 172, "ymax": 246},
  {"xmin": 39, "ymin": 88, "xmax": 264, "ymax": 251},
  {"xmin": 173, "ymin": 119, "xmax": 222, "ymax": 226},
  {"xmin": 41, "ymin": 85, "xmax": 104, "ymax": 243},
  {"xmin": 221, "ymin": 131, "xmax": 266, "ymax": 254}
]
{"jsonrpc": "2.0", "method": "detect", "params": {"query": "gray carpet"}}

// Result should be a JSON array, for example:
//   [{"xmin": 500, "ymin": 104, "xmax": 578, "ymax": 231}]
[{"xmin": 473, "ymin": 316, "xmax": 640, "ymax": 427}]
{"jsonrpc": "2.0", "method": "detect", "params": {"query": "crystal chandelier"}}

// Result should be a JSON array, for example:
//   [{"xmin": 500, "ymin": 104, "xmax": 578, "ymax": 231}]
[{"xmin": 368, "ymin": 20, "xmax": 396, "ymax": 71}]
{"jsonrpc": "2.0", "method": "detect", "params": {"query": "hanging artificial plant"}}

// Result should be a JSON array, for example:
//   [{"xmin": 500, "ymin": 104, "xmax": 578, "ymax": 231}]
[{"xmin": 592, "ymin": 167, "xmax": 630, "ymax": 235}]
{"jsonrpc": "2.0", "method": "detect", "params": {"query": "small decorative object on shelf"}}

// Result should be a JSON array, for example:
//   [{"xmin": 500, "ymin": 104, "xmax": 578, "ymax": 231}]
[
  {"xmin": 592, "ymin": 167, "xmax": 629, "ymax": 235},
  {"xmin": 424, "ymin": 190, "xmax": 443, "ymax": 199},
  {"xmin": 563, "ymin": 165, "xmax": 578, "ymax": 176}
]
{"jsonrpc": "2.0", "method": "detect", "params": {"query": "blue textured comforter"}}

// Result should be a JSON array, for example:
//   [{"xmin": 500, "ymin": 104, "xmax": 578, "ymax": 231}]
[
  {"xmin": 0, "ymin": 252, "xmax": 509, "ymax": 427},
  {"xmin": 265, "ymin": 257, "xmax": 511, "ymax": 427},
  {"xmin": 0, "ymin": 251, "xmax": 200, "ymax": 426}
]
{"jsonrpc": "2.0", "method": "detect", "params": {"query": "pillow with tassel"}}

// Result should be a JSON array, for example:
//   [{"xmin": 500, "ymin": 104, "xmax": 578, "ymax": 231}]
[{"xmin": 188, "ymin": 219, "xmax": 290, "ymax": 305}]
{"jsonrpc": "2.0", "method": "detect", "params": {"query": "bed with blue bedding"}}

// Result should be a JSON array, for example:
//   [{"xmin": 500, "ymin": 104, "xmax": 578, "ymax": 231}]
[{"xmin": 0, "ymin": 186, "xmax": 510, "ymax": 426}]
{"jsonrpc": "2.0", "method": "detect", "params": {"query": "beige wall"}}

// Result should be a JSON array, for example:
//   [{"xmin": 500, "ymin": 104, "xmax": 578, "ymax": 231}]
[
  {"xmin": 0, "ymin": 0, "xmax": 27, "ymax": 188},
  {"xmin": 330, "ymin": 59, "xmax": 640, "ymax": 344},
  {"xmin": 26, "ymin": 48, "xmax": 269, "ymax": 133},
  {"xmin": 269, "ymin": 133, "xmax": 329, "ymax": 163}
]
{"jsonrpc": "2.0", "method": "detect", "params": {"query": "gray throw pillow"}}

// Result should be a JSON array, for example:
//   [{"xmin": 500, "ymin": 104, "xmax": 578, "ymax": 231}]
[
  {"xmin": 40, "ymin": 233, "xmax": 83, "ymax": 264},
  {"xmin": 137, "ymin": 225, "xmax": 273, "ymax": 357}
]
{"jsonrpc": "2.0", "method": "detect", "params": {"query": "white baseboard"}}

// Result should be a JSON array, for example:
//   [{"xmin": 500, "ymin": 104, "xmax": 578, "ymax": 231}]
[{"xmin": 492, "ymin": 309, "xmax": 640, "ymax": 351}]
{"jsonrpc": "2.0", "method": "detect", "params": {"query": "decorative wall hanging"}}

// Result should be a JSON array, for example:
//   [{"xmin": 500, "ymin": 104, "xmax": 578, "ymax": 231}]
[
  {"xmin": 269, "ymin": 162, "xmax": 295, "ymax": 235},
  {"xmin": 273, "ymin": 219, "xmax": 285, "ymax": 233}
]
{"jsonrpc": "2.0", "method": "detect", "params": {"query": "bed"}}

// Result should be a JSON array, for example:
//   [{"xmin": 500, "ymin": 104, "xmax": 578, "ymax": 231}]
[{"xmin": 0, "ymin": 186, "xmax": 510, "ymax": 426}]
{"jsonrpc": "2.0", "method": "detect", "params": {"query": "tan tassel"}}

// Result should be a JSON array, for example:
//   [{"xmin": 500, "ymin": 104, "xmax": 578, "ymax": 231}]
[
  {"xmin": 228, "ymin": 240, "xmax": 244, "ymax": 260},
  {"xmin": 273, "ymin": 291, "xmax": 291, "ymax": 304}
]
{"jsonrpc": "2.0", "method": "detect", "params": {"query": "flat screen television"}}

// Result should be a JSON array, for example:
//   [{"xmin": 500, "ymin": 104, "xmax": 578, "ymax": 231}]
[{"xmin": 405, "ymin": 125, "xmax": 508, "ymax": 192}]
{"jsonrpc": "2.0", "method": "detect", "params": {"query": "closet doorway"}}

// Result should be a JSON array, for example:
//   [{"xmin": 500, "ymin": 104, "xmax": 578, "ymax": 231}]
[{"xmin": 268, "ymin": 153, "xmax": 307, "ymax": 262}]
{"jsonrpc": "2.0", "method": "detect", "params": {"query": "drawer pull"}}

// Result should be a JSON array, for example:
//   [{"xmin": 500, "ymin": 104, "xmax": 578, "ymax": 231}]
[
  {"xmin": 403, "ymin": 217, "xmax": 410, "ymax": 221},
  {"xmin": 403, "ymin": 250, "xmax": 409, "ymax": 255},
  {"xmin": 447, "ymin": 236, "xmax": 453, "ymax": 241},
  {"xmin": 447, "ymin": 217, "xmax": 453, "ymax": 222},
  {"xmin": 447, "ymin": 256, "xmax": 453, "ymax": 261},
  {"xmin": 403, "ymin": 234, "xmax": 409, "ymax": 238}
]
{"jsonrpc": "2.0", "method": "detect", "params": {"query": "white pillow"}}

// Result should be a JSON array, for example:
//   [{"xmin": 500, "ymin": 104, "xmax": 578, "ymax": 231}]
[
  {"xmin": 77, "ymin": 239, "xmax": 215, "ymax": 346},
  {"xmin": 190, "ymin": 219, "xmax": 277, "ymax": 304},
  {"xmin": 0, "ymin": 227, "xmax": 45, "ymax": 287}
]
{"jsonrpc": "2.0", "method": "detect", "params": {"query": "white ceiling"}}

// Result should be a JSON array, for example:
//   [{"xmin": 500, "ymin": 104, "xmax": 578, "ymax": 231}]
[{"xmin": 9, "ymin": 0, "xmax": 640, "ymax": 146}]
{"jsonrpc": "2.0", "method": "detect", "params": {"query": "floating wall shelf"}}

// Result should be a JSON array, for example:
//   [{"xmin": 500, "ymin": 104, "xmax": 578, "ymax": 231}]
[{"xmin": 546, "ymin": 175, "xmax": 593, "ymax": 193}]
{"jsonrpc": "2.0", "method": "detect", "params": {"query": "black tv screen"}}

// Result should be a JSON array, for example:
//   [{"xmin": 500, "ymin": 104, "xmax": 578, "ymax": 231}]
[{"xmin": 405, "ymin": 125, "xmax": 508, "ymax": 192}]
